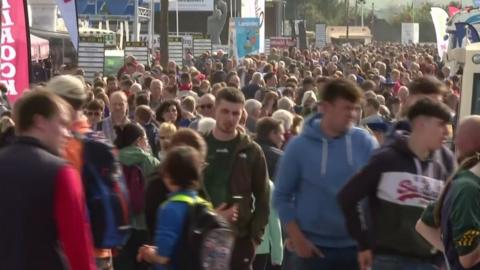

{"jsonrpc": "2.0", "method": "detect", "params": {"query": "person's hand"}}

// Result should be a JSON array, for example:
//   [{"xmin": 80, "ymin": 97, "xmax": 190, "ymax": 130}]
[
  {"xmin": 357, "ymin": 249, "xmax": 373, "ymax": 270},
  {"xmin": 137, "ymin": 245, "xmax": 156, "ymax": 263},
  {"xmin": 290, "ymin": 234, "xmax": 324, "ymax": 258},
  {"xmin": 215, "ymin": 203, "xmax": 238, "ymax": 223},
  {"xmin": 284, "ymin": 238, "xmax": 294, "ymax": 252}
]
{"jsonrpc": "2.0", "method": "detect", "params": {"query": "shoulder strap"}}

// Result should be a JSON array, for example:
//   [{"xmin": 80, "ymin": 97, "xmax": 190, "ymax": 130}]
[{"xmin": 166, "ymin": 194, "xmax": 212, "ymax": 208}]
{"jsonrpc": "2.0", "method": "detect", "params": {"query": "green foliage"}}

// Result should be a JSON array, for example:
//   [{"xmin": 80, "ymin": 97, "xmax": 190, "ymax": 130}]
[{"xmin": 389, "ymin": 2, "xmax": 435, "ymax": 24}]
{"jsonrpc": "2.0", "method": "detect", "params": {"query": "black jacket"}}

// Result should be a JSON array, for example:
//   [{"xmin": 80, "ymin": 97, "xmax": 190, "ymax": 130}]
[
  {"xmin": 0, "ymin": 137, "xmax": 69, "ymax": 270},
  {"xmin": 256, "ymin": 139, "xmax": 283, "ymax": 181}
]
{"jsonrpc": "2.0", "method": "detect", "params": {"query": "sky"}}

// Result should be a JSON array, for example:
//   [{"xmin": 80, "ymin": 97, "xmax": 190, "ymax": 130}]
[{"xmin": 372, "ymin": 0, "xmax": 454, "ymax": 8}]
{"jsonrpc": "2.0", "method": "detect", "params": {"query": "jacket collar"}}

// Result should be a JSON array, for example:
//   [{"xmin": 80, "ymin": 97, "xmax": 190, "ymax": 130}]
[{"xmin": 15, "ymin": 136, "xmax": 58, "ymax": 156}]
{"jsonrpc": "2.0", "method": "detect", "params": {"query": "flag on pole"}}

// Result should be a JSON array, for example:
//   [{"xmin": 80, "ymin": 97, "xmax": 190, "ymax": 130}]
[
  {"xmin": 430, "ymin": 7, "xmax": 449, "ymax": 60},
  {"xmin": 56, "ymin": 0, "xmax": 79, "ymax": 50},
  {"xmin": 0, "ymin": 0, "xmax": 31, "ymax": 103}
]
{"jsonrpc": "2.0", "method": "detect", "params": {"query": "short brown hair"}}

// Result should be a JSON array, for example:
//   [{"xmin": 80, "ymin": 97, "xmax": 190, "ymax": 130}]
[
  {"xmin": 160, "ymin": 146, "xmax": 203, "ymax": 189},
  {"xmin": 215, "ymin": 87, "xmax": 245, "ymax": 105},
  {"xmin": 408, "ymin": 76, "xmax": 447, "ymax": 96},
  {"xmin": 256, "ymin": 117, "xmax": 283, "ymax": 141},
  {"xmin": 170, "ymin": 128, "xmax": 207, "ymax": 158},
  {"xmin": 85, "ymin": 99, "xmax": 105, "ymax": 112},
  {"xmin": 135, "ymin": 105, "xmax": 153, "ymax": 124},
  {"xmin": 321, "ymin": 79, "xmax": 363, "ymax": 103},
  {"xmin": 13, "ymin": 90, "xmax": 71, "ymax": 133},
  {"xmin": 365, "ymin": 97, "xmax": 380, "ymax": 111}
]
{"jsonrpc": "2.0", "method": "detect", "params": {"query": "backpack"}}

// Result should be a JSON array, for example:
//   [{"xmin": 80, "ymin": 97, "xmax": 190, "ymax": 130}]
[
  {"xmin": 122, "ymin": 165, "xmax": 145, "ymax": 215},
  {"xmin": 80, "ymin": 131, "xmax": 131, "ymax": 248},
  {"xmin": 169, "ymin": 194, "xmax": 235, "ymax": 270}
]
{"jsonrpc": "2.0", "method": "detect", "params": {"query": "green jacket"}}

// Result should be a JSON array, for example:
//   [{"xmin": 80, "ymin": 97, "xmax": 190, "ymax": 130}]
[
  {"xmin": 256, "ymin": 181, "xmax": 283, "ymax": 265},
  {"xmin": 118, "ymin": 145, "xmax": 160, "ymax": 177},
  {"xmin": 119, "ymin": 145, "xmax": 160, "ymax": 229},
  {"xmin": 203, "ymin": 132, "xmax": 270, "ymax": 244}
]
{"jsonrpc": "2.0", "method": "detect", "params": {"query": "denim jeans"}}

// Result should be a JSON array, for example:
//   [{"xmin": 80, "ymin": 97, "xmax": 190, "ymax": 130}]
[
  {"xmin": 372, "ymin": 255, "xmax": 439, "ymax": 270},
  {"xmin": 284, "ymin": 246, "xmax": 359, "ymax": 270}
]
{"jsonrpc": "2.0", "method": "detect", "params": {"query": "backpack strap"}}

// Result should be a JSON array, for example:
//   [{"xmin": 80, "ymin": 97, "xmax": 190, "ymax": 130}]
[{"xmin": 166, "ymin": 194, "xmax": 212, "ymax": 209}]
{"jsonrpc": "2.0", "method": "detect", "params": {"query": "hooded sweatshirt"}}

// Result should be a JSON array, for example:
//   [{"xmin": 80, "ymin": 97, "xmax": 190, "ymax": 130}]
[
  {"xmin": 119, "ymin": 145, "xmax": 160, "ymax": 229},
  {"xmin": 338, "ymin": 135, "xmax": 454, "ymax": 259},
  {"xmin": 273, "ymin": 114, "xmax": 378, "ymax": 248},
  {"xmin": 119, "ymin": 145, "xmax": 160, "ymax": 177}
]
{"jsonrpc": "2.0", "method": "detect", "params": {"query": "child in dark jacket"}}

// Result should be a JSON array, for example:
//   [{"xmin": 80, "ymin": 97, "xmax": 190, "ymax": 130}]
[{"xmin": 137, "ymin": 146, "xmax": 205, "ymax": 270}]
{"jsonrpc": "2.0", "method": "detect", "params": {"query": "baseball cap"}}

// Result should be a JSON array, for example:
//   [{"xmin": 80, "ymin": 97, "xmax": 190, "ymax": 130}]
[{"xmin": 46, "ymin": 75, "xmax": 87, "ymax": 101}]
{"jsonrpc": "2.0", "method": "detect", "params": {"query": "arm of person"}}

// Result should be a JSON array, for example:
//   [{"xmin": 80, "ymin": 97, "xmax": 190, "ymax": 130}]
[
  {"xmin": 249, "ymin": 144, "xmax": 270, "ymax": 244},
  {"xmin": 416, "ymin": 203, "xmax": 444, "ymax": 252},
  {"xmin": 54, "ymin": 166, "xmax": 96, "ymax": 270},
  {"xmin": 268, "ymin": 183, "xmax": 283, "ymax": 265},
  {"xmin": 415, "ymin": 220, "xmax": 444, "ymax": 252},
  {"xmin": 153, "ymin": 202, "xmax": 189, "ymax": 265},
  {"xmin": 337, "ymin": 153, "xmax": 385, "ymax": 251},
  {"xmin": 143, "ymin": 153, "xmax": 161, "ymax": 176},
  {"xmin": 273, "ymin": 141, "xmax": 321, "ymax": 258},
  {"xmin": 449, "ymin": 182, "xmax": 480, "ymax": 269},
  {"xmin": 138, "ymin": 245, "xmax": 170, "ymax": 265}
]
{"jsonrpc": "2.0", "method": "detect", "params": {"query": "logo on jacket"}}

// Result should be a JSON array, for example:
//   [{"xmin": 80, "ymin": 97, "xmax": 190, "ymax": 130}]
[{"xmin": 396, "ymin": 179, "xmax": 439, "ymax": 203}]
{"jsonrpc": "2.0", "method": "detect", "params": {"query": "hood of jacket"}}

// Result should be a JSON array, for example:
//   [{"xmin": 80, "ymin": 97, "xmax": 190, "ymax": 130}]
[
  {"xmin": 119, "ymin": 145, "xmax": 151, "ymax": 166},
  {"xmin": 302, "ymin": 113, "xmax": 357, "ymax": 175}
]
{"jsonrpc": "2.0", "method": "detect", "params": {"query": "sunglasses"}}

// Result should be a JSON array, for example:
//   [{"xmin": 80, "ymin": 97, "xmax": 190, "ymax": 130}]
[
  {"xmin": 86, "ymin": 111, "xmax": 102, "ymax": 117},
  {"xmin": 198, "ymin": 104, "xmax": 213, "ymax": 110}
]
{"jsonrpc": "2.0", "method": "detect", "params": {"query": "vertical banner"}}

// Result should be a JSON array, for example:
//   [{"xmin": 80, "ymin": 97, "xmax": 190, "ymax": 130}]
[
  {"xmin": 229, "ymin": 17, "xmax": 260, "ymax": 60},
  {"xmin": 241, "ymin": 0, "xmax": 265, "ymax": 52},
  {"xmin": 401, "ymin": 23, "xmax": 419, "ymax": 44},
  {"xmin": 315, "ymin": 23, "xmax": 327, "ymax": 48},
  {"xmin": 1, "ymin": 0, "xmax": 31, "ymax": 103},
  {"xmin": 56, "ymin": 0, "xmax": 79, "ymax": 50},
  {"xmin": 430, "ymin": 7, "xmax": 449, "ymax": 60}
]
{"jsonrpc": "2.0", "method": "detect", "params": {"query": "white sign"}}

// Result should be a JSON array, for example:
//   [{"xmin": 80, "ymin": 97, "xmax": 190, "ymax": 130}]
[
  {"xmin": 401, "ymin": 23, "xmax": 419, "ymax": 45},
  {"xmin": 193, "ymin": 39, "xmax": 212, "ymax": 57},
  {"xmin": 241, "ymin": 0, "xmax": 265, "ymax": 53},
  {"xmin": 168, "ymin": 36, "xmax": 184, "ymax": 65},
  {"xmin": 315, "ymin": 24, "xmax": 327, "ymax": 48},
  {"xmin": 125, "ymin": 42, "xmax": 150, "ymax": 66},
  {"xmin": 154, "ymin": 0, "xmax": 214, "ymax": 11},
  {"xmin": 183, "ymin": 35, "xmax": 193, "ymax": 59},
  {"xmin": 78, "ymin": 37, "xmax": 105, "ymax": 82}
]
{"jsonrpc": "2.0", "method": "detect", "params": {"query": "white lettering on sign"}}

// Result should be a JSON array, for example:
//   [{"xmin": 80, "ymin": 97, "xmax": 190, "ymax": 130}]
[
  {"xmin": 0, "ymin": 0, "xmax": 18, "ymax": 96},
  {"xmin": 1, "ymin": 44, "xmax": 16, "ymax": 61},
  {"xmin": 1, "ymin": 26, "xmax": 14, "ymax": 43},
  {"xmin": 0, "ymin": 80, "xmax": 16, "ymax": 95},
  {"xmin": 0, "ymin": 63, "xmax": 16, "ymax": 78},
  {"xmin": 1, "ymin": 7, "xmax": 13, "ymax": 26},
  {"xmin": 1, "ymin": 0, "xmax": 11, "ymax": 9}
]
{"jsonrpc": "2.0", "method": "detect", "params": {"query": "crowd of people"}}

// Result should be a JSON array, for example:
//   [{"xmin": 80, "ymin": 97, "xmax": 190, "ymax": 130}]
[{"xmin": 0, "ymin": 41, "xmax": 480, "ymax": 270}]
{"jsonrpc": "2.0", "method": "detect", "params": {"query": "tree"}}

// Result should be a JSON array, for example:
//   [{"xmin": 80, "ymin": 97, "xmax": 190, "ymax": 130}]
[{"xmin": 160, "ymin": 0, "xmax": 168, "ymax": 69}]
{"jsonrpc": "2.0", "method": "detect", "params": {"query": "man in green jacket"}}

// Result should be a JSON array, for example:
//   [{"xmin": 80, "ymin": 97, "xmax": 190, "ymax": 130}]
[{"xmin": 203, "ymin": 87, "xmax": 270, "ymax": 270}]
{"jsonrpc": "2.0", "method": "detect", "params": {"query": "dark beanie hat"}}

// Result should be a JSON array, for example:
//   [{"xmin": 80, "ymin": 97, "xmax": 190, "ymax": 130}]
[{"xmin": 114, "ymin": 123, "xmax": 145, "ymax": 149}]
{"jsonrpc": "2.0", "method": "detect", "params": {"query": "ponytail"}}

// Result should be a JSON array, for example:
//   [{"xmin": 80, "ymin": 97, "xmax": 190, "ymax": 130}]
[
  {"xmin": 113, "ymin": 123, "xmax": 145, "ymax": 149},
  {"xmin": 433, "ymin": 153, "xmax": 480, "ymax": 226}
]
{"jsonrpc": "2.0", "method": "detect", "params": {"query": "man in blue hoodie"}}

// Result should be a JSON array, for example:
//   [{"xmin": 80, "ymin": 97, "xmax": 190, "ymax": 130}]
[{"xmin": 273, "ymin": 79, "xmax": 378, "ymax": 270}]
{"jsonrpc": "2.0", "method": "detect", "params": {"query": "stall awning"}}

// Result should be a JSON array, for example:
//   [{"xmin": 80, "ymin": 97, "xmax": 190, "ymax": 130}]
[{"xmin": 30, "ymin": 34, "xmax": 50, "ymax": 61}]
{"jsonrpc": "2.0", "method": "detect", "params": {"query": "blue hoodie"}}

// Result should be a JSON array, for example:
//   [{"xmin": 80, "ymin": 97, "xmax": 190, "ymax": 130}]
[{"xmin": 273, "ymin": 114, "xmax": 378, "ymax": 248}]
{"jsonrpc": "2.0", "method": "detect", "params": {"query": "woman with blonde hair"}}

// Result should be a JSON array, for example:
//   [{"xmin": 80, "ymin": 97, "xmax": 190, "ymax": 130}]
[{"xmin": 157, "ymin": 122, "xmax": 177, "ymax": 160}]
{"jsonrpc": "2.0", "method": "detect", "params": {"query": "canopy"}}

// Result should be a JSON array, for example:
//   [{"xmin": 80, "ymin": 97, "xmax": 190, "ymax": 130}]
[{"xmin": 30, "ymin": 34, "xmax": 50, "ymax": 61}]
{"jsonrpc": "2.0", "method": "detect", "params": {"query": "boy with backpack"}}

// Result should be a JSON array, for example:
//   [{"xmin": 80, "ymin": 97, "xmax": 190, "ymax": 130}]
[{"xmin": 137, "ymin": 146, "xmax": 234, "ymax": 270}]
